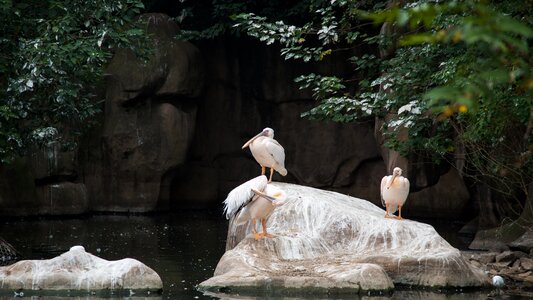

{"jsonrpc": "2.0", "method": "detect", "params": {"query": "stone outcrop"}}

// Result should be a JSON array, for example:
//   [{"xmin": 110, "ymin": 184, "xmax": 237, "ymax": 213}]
[
  {"xmin": 82, "ymin": 13, "xmax": 204, "ymax": 212},
  {"xmin": 171, "ymin": 37, "xmax": 389, "ymax": 210},
  {"xmin": 198, "ymin": 183, "xmax": 489, "ymax": 296},
  {"xmin": 510, "ymin": 227, "xmax": 533, "ymax": 253},
  {"xmin": 0, "ymin": 13, "xmax": 204, "ymax": 215},
  {"xmin": 0, "ymin": 245, "xmax": 162, "ymax": 295},
  {"xmin": 464, "ymin": 250, "xmax": 533, "ymax": 292},
  {"xmin": 167, "ymin": 36, "xmax": 473, "ymax": 220},
  {"xmin": 469, "ymin": 183, "xmax": 533, "ymax": 251},
  {"xmin": 0, "ymin": 12, "xmax": 494, "ymax": 222},
  {"xmin": 0, "ymin": 143, "xmax": 85, "ymax": 217}
]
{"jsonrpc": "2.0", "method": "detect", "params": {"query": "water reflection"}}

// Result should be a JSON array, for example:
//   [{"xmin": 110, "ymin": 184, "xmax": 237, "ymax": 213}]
[
  {"xmin": 0, "ymin": 211, "xmax": 523, "ymax": 299},
  {"xmin": 0, "ymin": 211, "xmax": 226, "ymax": 300},
  {"xmin": 204, "ymin": 290, "xmax": 494, "ymax": 300}
]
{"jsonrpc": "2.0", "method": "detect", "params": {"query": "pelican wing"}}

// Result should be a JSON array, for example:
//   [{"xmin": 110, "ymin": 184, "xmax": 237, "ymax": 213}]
[
  {"xmin": 223, "ymin": 175, "xmax": 268, "ymax": 219},
  {"xmin": 265, "ymin": 138, "xmax": 286, "ymax": 167},
  {"xmin": 403, "ymin": 177, "xmax": 410, "ymax": 190},
  {"xmin": 380, "ymin": 175, "xmax": 387, "ymax": 207},
  {"xmin": 400, "ymin": 177, "xmax": 410, "ymax": 204}
]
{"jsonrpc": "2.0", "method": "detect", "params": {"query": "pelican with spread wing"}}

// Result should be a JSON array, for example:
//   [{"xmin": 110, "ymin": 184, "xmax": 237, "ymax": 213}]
[
  {"xmin": 223, "ymin": 175, "xmax": 287, "ymax": 240},
  {"xmin": 242, "ymin": 127, "xmax": 287, "ymax": 182},
  {"xmin": 381, "ymin": 167, "xmax": 410, "ymax": 220}
]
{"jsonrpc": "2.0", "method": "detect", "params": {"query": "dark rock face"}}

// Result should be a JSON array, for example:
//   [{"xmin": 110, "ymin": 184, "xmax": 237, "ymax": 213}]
[
  {"xmin": 510, "ymin": 227, "xmax": 533, "ymax": 253},
  {"xmin": 170, "ymin": 36, "xmax": 389, "ymax": 209},
  {"xmin": 0, "ymin": 13, "xmax": 474, "ymax": 219},
  {"xmin": 469, "ymin": 183, "xmax": 533, "ymax": 251},
  {"xmin": 171, "ymin": 36, "xmax": 472, "ymax": 220},
  {"xmin": 0, "ymin": 13, "xmax": 204, "ymax": 215},
  {"xmin": 0, "ymin": 144, "xmax": 83, "ymax": 217},
  {"xmin": 83, "ymin": 13, "xmax": 203, "ymax": 212}
]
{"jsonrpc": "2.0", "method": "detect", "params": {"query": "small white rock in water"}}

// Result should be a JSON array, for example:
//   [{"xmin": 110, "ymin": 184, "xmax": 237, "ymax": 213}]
[
  {"xmin": 0, "ymin": 245, "xmax": 162, "ymax": 292},
  {"xmin": 492, "ymin": 275, "xmax": 505, "ymax": 288}
]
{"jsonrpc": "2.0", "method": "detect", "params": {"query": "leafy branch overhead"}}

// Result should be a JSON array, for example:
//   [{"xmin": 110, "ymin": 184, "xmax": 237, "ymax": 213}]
[
  {"xmin": 227, "ymin": 0, "xmax": 532, "ymax": 191},
  {"xmin": 0, "ymin": 0, "xmax": 148, "ymax": 162}
]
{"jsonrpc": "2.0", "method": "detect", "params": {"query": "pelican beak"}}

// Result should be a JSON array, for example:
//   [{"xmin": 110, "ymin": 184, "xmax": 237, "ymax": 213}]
[
  {"xmin": 251, "ymin": 188, "xmax": 277, "ymax": 201},
  {"xmin": 387, "ymin": 174, "xmax": 397, "ymax": 189},
  {"xmin": 242, "ymin": 132, "xmax": 263, "ymax": 149}
]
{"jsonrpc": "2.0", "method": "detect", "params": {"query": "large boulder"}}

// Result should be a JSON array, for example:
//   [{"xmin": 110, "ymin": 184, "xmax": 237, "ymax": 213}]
[
  {"xmin": 198, "ymin": 183, "xmax": 489, "ymax": 296},
  {"xmin": 0, "ymin": 245, "xmax": 162, "ymax": 295}
]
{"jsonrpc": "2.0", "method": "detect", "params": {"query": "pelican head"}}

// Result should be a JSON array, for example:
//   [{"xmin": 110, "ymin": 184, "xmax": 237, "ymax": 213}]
[
  {"xmin": 242, "ymin": 127, "xmax": 274, "ymax": 149},
  {"xmin": 387, "ymin": 167, "xmax": 403, "ymax": 189},
  {"xmin": 252, "ymin": 185, "xmax": 287, "ymax": 206},
  {"xmin": 393, "ymin": 167, "xmax": 402, "ymax": 176},
  {"xmin": 262, "ymin": 127, "xmax": 274, "ymax": 138}
]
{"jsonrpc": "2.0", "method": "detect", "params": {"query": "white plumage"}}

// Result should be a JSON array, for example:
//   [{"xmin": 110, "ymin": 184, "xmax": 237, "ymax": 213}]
[
  {"xmin": 223, "ymin": 175, "xmax": 268, "ymax": 220},
  {"xmin": 242, "ymin": 127, "xmax": 287, "ymax": 182},
  {"xmin": 234, "ymin": 184, "xmax": 287, "ymax": 225},
  {"xmin": 380, "ymin": 167, "xmax": 410, "ymax": 219},
  {"xmin": 223, "ymin": 175, "xmax": 287, "ymax": 240}
]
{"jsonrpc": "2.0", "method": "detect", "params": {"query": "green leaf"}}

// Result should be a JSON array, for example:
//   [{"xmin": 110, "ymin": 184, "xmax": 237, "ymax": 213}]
[{"xmin": 399, "ymin": 33, "xmax": 436, "ymax": 46}]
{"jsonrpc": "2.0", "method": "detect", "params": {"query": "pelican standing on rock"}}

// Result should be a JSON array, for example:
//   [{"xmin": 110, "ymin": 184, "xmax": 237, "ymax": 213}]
[
  {"xmin": 381, "ymin": 167, "xmax": 410, "ymax": 220},
  {"xmin": 223, "ymin": 175, "xmax": 287, "ymax": 240},
  {"xmin": 242, "ymin": 127, "xmax": 287, "ymax": 182}
]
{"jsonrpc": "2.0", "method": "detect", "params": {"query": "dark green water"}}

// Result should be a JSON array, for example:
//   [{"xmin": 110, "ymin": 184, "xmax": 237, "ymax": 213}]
[{"xmin": 0, "ymin": 211, "xmax": 527, "ymax": 299}]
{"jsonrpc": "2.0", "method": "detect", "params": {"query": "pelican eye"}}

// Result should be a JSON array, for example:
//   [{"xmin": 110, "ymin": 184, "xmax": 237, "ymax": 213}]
[{"xmin": 273, "ymin": 192, "xmax": 282, "ymax": 198}]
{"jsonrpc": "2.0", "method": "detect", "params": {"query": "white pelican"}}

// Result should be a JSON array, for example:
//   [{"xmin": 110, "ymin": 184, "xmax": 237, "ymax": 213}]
[
  {"xmin": 380, "ymin": 167, "xmax": 410, "ymax": 220},
  {"xmin": 223, "ymin": 175, "xmax": 287, "ymax": 240},
  {"xmin": 242, "ymin": 127, "xmax": 287, "ymax": 182}
]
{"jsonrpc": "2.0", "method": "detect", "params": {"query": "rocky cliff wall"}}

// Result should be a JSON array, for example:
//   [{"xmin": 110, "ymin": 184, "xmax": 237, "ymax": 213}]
[{"xmin": 0, "ymin": 13, "xmax": 475, "ymax": 221}]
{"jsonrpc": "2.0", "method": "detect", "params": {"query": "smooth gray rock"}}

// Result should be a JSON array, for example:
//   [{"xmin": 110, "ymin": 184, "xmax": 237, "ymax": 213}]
[
  {"xmin": 0, "ymin": 246, "xmax": 162, "ymax": 293},
  {"xmin": 510, "ymin": 227, "xmax": 533, "ymax": 253}
]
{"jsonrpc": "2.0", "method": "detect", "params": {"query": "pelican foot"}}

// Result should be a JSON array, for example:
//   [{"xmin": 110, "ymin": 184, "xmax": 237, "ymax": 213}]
[
  {"xmin": 261, "ymin": 232, "xmax": 275, "ymax": 238},
  {"xmin": 384, "ymin": 215, "xmax": 394, "ymax": 219},
  {"xmin": 253, "ymin": 233, "xmax": 262, "ymax": 240},
  {"xmin": 395, "ymin": 216, "xmax": 404, "ymax": 220}
]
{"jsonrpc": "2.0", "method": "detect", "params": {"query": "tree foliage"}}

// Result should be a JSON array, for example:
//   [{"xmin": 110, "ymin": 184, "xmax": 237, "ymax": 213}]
[{"xmin": 0, "ymin": 0, "xmax": 147, "ymax": 162}]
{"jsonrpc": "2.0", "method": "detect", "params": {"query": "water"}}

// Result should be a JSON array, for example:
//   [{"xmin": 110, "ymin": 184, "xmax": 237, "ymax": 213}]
[
  {"xmin": 0, "ymin": 211, "xmax": 226, "ymax": 299},
  {"xmin": 0, "ymin": 211, "xmax": 527, "ymax": 299}
]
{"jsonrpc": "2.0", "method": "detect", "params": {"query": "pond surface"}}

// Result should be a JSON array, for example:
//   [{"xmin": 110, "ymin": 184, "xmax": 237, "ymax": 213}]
[{"xmin": 0, "ymin": 211, "xmax": 527, "ymax": 299}]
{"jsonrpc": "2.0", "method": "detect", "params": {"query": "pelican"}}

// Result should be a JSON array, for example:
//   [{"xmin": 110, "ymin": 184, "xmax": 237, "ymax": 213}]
[
  {"xmin": 242, "ymin": 127, "xmax": 287, "ymax": 182},
  {"xmin": 380, "ymin": 167, "xmax": 410, "ymax": 220},
  {"xmin": 223, "ymin": 175, "xmax": 287, "ymax": 240}
]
